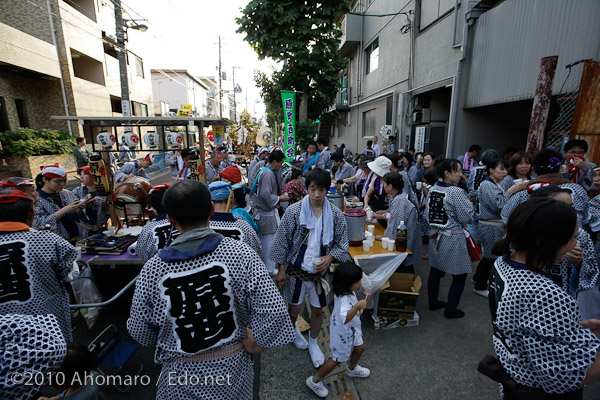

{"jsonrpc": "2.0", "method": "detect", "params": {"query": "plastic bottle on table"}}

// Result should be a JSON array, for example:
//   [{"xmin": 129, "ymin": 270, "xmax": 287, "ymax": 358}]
[{"xmin": 395, "ymin": 220, "xmax": 407, "ymax": 252}]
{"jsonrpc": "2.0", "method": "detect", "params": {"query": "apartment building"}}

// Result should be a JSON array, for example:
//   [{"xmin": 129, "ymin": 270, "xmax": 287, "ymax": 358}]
[
  {"xmin": 327, "ymin": 0, "xmax": 600, "ymax": 157},
  {"xmin": 0, "ymin": 0, "xmax": 153, "ymax": 136},
  {"xmin": 151, "ymin": 69, "xmax": 209, "ymax": 117}
]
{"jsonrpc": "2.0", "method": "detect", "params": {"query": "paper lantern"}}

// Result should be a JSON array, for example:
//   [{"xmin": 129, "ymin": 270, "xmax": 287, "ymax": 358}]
[
  {"xmin": 143, "ymin": 131, "xmax": 160, "ymax": 148},
  {"xmin": 97, "ymin": 131, "xmax": 115, "ymax": 148},
  {"xmin": 123, "ymin": 130, "xmax": 139, "ymax": 148},
  {"xmin": 166, "ymin": 131, "xmax": 183, "ymax": 148}
]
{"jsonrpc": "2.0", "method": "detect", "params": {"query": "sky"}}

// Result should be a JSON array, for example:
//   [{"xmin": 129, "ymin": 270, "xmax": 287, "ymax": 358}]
[{"xmin": 123, "ymin": 0, "xmax": 277, "ymax": 120}]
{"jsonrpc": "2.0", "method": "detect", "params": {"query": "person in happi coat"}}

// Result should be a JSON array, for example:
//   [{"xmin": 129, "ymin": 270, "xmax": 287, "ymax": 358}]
[
  {"xmin": 248, "ymin": 147, "xmax": 269, "ymax": 179},
  {"xmin": 0, "ymin": 314, "xmax": 67, "ymax": 400},
  {"xmin": 315, "ymin": 138, "xmax": 332, "ymax": 171},
  {"xmin": 501, "ymin": 148, "xmax": 589, "ymax": 225},
  {"xmin": 127, "ymin": 180, "xmax": 294, "ymax": 400},
  {"xmin": 377, "ymin": 172, "xmax": 422, "ymax": 273},
  {"xmin": 136, "ymin": 185, "xmax": 176, "ymax": 263},
  {"xmin": 0, "ymin": 187, "xmax": 77, "ymax": 341},
  {"xmin": 209, "ymin": 181, "xmax": 262, "ymax": 256},
  {"xmin": 486, "ymin": 197, "xmax": 600, "ymax": 398},
  {"xmin": 301, "ymin": 141, "xmax": 320, "ymax": 176},
  {"xmin": 33, "ymin": 163, "xmax": 90, "ymax": 243},
  {"xmin": 72, "ymin": 166, "xmax": 109, "ymax": 238},
  {"xmin": 252, "ymin": 150, "xmax": 288, "ymax": 274},
  {"xmin": 472, "ymin": 158, "xmax": 508, "ymax": 297},
  {"xmin": 115, "ymin": 153, "xmax": 153, "ymax": 184},
  {"xmin": 270, "ymin": 168, "xmax": 351, "ymax": 369},
  {"xmin": 425, "ymin": 159, "xmax": 474, "ymax": 319},
  {"xmin": 332, "ymin": 152, "xmax": 356, "ymax": 182}
]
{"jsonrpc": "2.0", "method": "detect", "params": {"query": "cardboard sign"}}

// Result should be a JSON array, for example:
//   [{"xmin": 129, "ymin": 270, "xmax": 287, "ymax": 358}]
[
  {"xmin": 89, "ymin": 158, "xmax": 110, "ymax": 196},
  {"xmin": 188, "ymin": 159, "xmax": 206, "ymax": 183}
]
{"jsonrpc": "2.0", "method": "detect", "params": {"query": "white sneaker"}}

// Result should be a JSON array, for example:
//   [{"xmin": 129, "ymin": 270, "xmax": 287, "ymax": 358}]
[
  {"xmin": 306, "ymin": 376, "xmax": 328, "ymax": 398},
  {"xmin": 473, "ymin": 288, "xmax": 489, "ymax": 298},
  {"xmin": 346, "ymin": 364, "xmax": 370, "ymax": 378},
  {"xmin": 293, "ymin": 328, "xmax": 308, "ymax": 350},
  {"xmin": 308, "ymin": 335, "xmax": 325, "ymax": 368}
]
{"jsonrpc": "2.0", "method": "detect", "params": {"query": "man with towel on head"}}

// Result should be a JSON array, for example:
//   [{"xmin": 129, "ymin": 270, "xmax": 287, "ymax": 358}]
[
  {"xmin": 209, "ymin": 181, "xmax": 261, "ymax": 256},
  {"xmin": 115, "ymin": 152, "xmax": 153, "ymax": 184},
  {"xmin": 270, "ymin": 168, "xmax": 351, "ymax": 368}
]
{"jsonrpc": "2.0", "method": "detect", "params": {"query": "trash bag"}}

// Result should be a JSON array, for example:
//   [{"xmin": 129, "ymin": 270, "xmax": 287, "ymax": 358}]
[
  {"xmin": 71, "ymin": 264, "xmax": 103, "ymax": 329},
  {"xmin": 356, "ymin": 253, "xmax": 408, "ymax": 308}
]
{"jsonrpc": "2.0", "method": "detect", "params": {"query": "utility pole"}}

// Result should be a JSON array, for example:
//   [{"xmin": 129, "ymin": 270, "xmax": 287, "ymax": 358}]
[
  {"xmin": 114, "ymin": 0, "xmax": 130, "ymax": 117},
  {"xmin": 232, "ymin": 66, "xmax": 240, "ymax": 123},
  {"xmin": 218, "ymin": 35, "xmax": 222, "ymax": 118}
]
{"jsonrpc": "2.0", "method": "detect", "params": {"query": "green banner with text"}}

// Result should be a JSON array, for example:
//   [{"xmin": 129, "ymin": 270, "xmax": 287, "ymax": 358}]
[{"xmin": 280, "ymin": 91, "xmax": 296, "ymax": 162}]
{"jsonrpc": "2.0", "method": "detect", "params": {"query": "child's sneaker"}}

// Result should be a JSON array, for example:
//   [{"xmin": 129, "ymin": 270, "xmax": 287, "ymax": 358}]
[
  {"xmin": 293, "ymin": 328, "xmax": 308, "ymax": 350},
  {"xmin": 346, "ymin": 364, "xmax": 370, "ymax": 378},
  {"xmin": 306, "ymin": 376, "xmax": 328, "ymax": 398}
]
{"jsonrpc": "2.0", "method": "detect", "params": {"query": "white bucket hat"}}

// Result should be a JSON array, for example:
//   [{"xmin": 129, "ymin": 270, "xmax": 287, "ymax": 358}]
[{"xmin": 367, "ymin": 156, "xmax": 392, "ymax": 177}]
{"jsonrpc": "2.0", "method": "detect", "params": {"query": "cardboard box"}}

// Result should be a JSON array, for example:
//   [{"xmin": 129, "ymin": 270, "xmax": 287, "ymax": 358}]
[
  {"xmin": 375, "ymin": 273, "xmax": 422, "ymax": 319},
  {"xmin": 371, "ymin": 311, "xmax": 420, "ymax": 330}
]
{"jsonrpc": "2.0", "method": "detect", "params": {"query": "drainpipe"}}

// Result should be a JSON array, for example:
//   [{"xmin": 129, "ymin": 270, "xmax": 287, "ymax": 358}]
[
  {"xmin": 448, "ymin": 3, "xmax": 487, "ymax": 157},
  {"xmin": 447, "ymin": 17, "xmax": 474, "ymax": 157},
  {"xmin": 46, "ymin": 0, "xmax": 73, "ymax": 136},
  {"xmin": 391, "ymin": 89, "xmax": 398, "ymax": 146}
]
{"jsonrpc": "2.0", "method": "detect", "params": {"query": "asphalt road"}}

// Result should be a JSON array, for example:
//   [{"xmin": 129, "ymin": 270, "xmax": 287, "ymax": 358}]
[{"xmin": 60, "ymin": 170, "xmax": 599, "ymax": 400}]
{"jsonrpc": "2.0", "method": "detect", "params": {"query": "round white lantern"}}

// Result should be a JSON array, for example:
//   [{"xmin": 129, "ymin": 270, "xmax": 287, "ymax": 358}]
[
  {"xmin": 123, "ymin": 130, "xmax": 139, "ymax": 148},
  {"xmin": 143, "ymin": 131, "xmax": 160, "ymax": 148},
  {"xmin": 97, "ymin": 131, "xmax": 115, "ymax": 148},
  {"xmin": 166, "ymin": 131, "xmax": 183, "ymax": 148}
]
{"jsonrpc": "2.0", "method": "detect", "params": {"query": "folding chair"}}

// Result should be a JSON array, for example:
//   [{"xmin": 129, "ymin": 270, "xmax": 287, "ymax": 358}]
[{"xmin": 88, "ymin": 324, "xmax": 143, "ymax": 392}]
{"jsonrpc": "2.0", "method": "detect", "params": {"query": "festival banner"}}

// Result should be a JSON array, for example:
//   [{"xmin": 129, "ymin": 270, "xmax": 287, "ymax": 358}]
[
  {"xmin": 280, "ymin": 91, "xmax": 296, "ymax": 162},
  {"xmin": 213, "ymin": 125, "xmax": 224, "ymax": 145}
]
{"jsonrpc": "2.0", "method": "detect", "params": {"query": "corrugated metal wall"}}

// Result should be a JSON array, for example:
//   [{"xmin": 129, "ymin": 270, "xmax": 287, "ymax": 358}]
[{"xmin": 464, "ymin": 0, "xmax": 600, "ymax": 108}]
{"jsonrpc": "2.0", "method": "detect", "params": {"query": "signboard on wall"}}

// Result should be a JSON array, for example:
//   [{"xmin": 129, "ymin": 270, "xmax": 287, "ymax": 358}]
[
  {"xmin": 415, "ymin": 126, "xmax": 426, "ymax": 153},
  {"xmin": 213, "ymin": 125, "xmax": 224, "ymax": 145}
]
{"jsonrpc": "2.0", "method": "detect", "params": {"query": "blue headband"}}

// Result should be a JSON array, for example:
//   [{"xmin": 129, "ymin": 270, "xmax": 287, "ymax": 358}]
[{"xmin": 209, "ymin": 181, "xmax": 231, "ymax": 201}]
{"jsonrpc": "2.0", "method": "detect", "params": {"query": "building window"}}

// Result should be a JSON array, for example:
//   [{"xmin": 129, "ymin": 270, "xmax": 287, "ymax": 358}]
[
  {"xmin": 132, "ymin": 101, "xmax": 148, "ymax": 117},
  {"xmin": 365, "ymin": 38, "xmax": 379, "ymax": 74},
  {"xmin": 110, "ymin": 96, "xmax": 122, "ymax": 114},
  {"xmin": 135, "ymin": 56, "xmax": 144, "ymax": 78},
  {"xmin": 71, "ymin": 49, "xmax": 105, "ymax": 86},
  {"xmin": 420, "ymin": 0, "xmax": 456, "ymax": 31},
  {"xmin": 363, "ymin": 109, "xmax": 376, "ymax": 137},
  {"xmin": 15, "ymin": 99, "xmax": 29, "ymax": 128},
  {"xmin": 0, "ymin": 97, "xmax": 10, "ymax": 132},
  {"xmin": 63, "ymin": 0, "xmax": 96, "ymax": 22}
]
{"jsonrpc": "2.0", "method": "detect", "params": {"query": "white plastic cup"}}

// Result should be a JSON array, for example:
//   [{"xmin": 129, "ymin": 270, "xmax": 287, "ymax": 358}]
[
  {"xmin": 367, "ymin": 225, "xmax": 375, "ymax": 233},
  {"xmin": 416, "ymin": 182, "xmax": 423, "ymax": 190},
  {"xmin": 513, "ymin": 178, "xmax": 523, "ymax": 186},
  {"xmin": 381, "ymin": 237, "xmax": 389, "ymax": 247},
  {"xmin": 387, "ymin": 240, "xmax": 395, "ymax": 251},
  {"xmin": 363, "ymin": 240, "xmax": 370, "ymax": 251},
  {"xmin": 313, "ymin": 257, "xmax": 321, "ymax": 267},
  {"xmin": 108, "ymin": 227, "xmax": 116, "ymax": 236},
  {"xmin": 366, "ymin": 210, "xmax": 374, "ymax": 220}
]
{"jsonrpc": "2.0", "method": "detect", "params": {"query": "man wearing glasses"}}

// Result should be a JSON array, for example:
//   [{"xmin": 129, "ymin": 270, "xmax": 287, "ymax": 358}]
[{"xmin": 33, "ymin": 164, "xmax": 90, "ymax": 242}]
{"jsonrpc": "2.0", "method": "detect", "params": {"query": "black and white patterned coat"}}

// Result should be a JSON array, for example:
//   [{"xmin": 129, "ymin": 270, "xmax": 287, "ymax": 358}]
[
  {"xmin": 425, "ymin": 182, "xmax": 474, "ymax": 275},
  {"xmin": 269, "ymin": 201, "xmax": 351, "ymax": 267},
  {"xmin": 0, "ymin": 230, "xmax": 76, "ymax": 341},
  {"xmin": 210, "ymin": 212, "xmax": 262, "ymax": 256},
  {"xmin": 477, "ymin": 179, "xmax": 509, "ymax": 258},
  {"xmin": 0, "ymin": 314, "xmax": 67, "ymax": 400},
  {"xmin": 136, "ymin": 218, "xmax": 179, "ymax": 262},
  {"xmin": 552, "ymin": 229, "xmax": 599, "ymax": 294},
  {"xmin": 501, "ymin": 183, "xmax": 589, "ymax": 224},
  {"xmin": 489, "ymin": 256, "xmax": 600, "ymax": 394},
  {"xmin": 384, "ymin": 192, "xmax": 422, "ymax": 265},
  {"xmin": 33, "ymin": 189, "xmax": 79, "ymax": 240},
  {"xmin": 127, "ymin": 232, "xmax": 294, "ymax": 400}
]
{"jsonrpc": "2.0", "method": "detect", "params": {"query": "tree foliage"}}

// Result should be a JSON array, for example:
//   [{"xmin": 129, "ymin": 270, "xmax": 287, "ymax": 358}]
[
  {"xmin": 237, "ymin": 0, "xmax": 350, "ymax": 124},
  {"xmin": 0, "ymin": 128, "xmax": 77, "ymax": 158}
]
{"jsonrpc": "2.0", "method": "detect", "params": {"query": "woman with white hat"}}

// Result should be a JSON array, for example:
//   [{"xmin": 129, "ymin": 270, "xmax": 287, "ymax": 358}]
[
  {"xmin": 33, "ymin": 163, "xmax": 89, "ymax": 242},
  {"xmin": 362, "ymin": 156, "xmax": 392, "ymax": 212}
]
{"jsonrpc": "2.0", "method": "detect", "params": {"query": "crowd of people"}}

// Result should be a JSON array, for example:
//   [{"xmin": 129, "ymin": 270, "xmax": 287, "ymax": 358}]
[{"xmin": 1, "ymin": 134, "xmax": 600, "ymax": 399}]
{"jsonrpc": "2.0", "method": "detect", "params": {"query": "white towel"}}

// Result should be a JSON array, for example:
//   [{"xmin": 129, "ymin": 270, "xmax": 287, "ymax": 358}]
[{"xmin": 299, "ymin": 195, "xmax": 334, "ymax": 247}]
